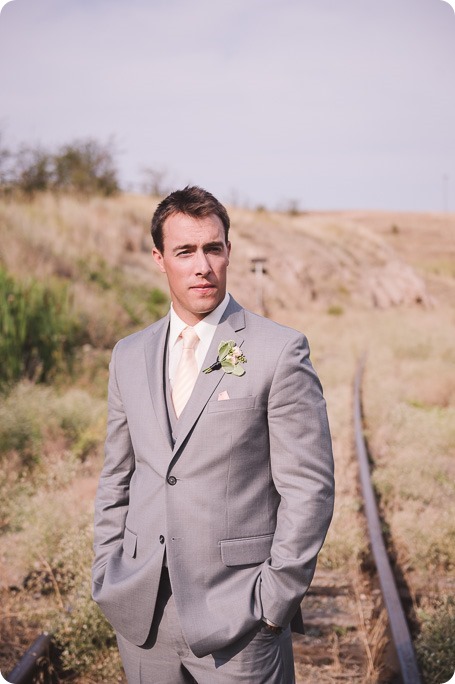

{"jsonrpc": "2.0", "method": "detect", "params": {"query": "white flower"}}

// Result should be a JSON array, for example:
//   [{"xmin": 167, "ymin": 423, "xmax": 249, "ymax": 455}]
[{"xmin": 203, "ymin": 340, "xmax": 247, "ymax": 376}]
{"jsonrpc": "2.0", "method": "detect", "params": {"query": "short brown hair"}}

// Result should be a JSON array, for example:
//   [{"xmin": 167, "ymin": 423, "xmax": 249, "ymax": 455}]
[{"xmin": 151, "ymin": 185, "xmax": 230, "ymax": 253}]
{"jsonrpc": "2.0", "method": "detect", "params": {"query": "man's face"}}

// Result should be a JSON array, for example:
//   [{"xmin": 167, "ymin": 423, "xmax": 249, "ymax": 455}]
[{"xmin": 152, "ymin": 212, "xmax": 231, "ymax": 326}]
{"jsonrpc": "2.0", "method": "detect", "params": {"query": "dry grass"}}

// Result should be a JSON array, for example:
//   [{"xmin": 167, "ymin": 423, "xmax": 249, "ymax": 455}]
[
  {"xmin": 0, "ymin": 193, "xmax": 169, "ymax": 349},
  {"xmin": 0, "ymin": 472, "xmax": 124, "ymax": 682},
  {"xmin": 361, "ymin": 307, "xmax": 455, "ymax": 575}
]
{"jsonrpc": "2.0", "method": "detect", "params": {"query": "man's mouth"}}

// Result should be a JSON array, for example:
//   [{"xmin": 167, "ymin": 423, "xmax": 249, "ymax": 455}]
[{"xmin": 191, "ymin": 284, "xmax": 215, "ymax": 291}]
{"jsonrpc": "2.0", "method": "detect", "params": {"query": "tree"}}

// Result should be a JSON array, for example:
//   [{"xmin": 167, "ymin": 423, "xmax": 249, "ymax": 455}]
[
  {"xmin": 53, "ymin": 138, "xmax": 120, "ymax": 196},
  {"xmin": 0, "ymin": 134, "xmax": 121, "ymax": 197},
  {"xmin": 14, "ymin": 144, "xmax": 52, "ymax": 195}
]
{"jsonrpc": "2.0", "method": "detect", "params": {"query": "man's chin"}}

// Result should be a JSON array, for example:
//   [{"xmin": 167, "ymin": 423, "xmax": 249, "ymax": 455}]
[
  {"xmin": 195, "ymin": 302, "xmax": 218, "ymax": 315},
  {"xmin": 191, "ymin": 292, "xmax": 222, "ymax": 315}
]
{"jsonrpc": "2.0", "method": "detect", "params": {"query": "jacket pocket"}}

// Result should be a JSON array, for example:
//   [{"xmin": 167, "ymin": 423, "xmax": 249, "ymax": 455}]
[
  {"xmin": 207, "ymin": 396, "xmax": 256, "ymax": 413},
  {"xmin": 122, "ymin": 527, "xmax": 137, "ymax": 558},
  {"xmin": 219, "ymin": 533, "xmax": 274, "ymax": 566}
]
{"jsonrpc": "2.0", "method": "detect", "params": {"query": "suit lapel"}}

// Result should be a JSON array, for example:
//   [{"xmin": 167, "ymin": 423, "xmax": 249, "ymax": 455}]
[
  {"xmin": 143, "ymin": 314, "xmax": 173, "ymax": 452},
  {"xmin": 172, "ymin": 299, "xmax": 246, "ymax": 458}
]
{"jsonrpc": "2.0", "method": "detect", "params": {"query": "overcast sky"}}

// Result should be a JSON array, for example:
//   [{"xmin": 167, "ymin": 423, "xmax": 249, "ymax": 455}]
[{"xmin": 1, "ymin": 0, "xmax": 454, "ymax": 211}]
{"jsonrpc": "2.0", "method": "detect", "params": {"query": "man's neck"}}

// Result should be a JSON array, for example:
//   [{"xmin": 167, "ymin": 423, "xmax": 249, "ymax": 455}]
[{"xmin": 170, "ymin": 293, "xmax": 230, "ymax": 329}]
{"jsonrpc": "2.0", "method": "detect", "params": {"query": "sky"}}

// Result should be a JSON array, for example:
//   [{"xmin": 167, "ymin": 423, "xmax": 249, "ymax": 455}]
[{"xmin": 0, "ymin": 0, "xmax": 455, "ymax": 212}]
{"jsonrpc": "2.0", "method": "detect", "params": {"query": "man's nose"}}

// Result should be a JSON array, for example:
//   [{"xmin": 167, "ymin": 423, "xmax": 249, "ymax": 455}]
[{"xmin": 195, "ymin": 251, "xmax": 212, "ymax": 276}]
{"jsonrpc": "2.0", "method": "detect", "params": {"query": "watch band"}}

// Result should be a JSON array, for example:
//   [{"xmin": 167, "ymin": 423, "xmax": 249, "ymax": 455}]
[{"xmin": 261, "ymin": 619, "xmax": 282, "ymax": 635}]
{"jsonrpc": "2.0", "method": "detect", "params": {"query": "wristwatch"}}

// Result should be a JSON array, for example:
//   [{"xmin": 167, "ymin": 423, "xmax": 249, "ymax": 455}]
[{"xmin": 262, "ymin": 618, "xmax": 282, "ymax": 635}]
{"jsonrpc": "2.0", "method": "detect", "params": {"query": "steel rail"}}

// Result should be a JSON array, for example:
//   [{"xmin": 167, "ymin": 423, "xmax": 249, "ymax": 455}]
[
  {"xmin": 6, "ymin": 632, "xmax": 52, "ymax": 684},
  {"xmin": 354, "ymin": 357, "xmax": 422, "ymax": 684}
]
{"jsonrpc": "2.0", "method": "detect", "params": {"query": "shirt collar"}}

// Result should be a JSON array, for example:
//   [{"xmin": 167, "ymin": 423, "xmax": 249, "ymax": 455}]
[{"xmin": 168, "ymin": 293, "xmax": 230, "ymax": 349}]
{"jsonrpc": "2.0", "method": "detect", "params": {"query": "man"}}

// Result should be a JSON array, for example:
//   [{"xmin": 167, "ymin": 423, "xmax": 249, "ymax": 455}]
[{"xmin": 92, "ymin": 186, "xmax": 334, "ymax": 683}]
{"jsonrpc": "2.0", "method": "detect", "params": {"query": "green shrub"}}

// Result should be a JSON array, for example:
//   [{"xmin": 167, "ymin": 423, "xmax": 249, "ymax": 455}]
[
  {"xmin": 1, "ymin": 137, "xmax": 120, "ymax": 197},
  {"xmin": 53, "ymin": 388, "xmax": 105, "ymax": 462},
  {"xmin": 0, "ymin": 268, "xmax": 81, "ymax": 386},
  {"xmin": 0, "ymin": 383, "xmax": 49, "ymax": 467},
  {"xmin": 148, "ymin": 287, "xmax": 169, "ymax": 320},
  {"xmin": 15, "ymin": 145, "xmax": 52, "ymax": 195},
  {"xmin": 116, "ymin": 282, "xmax": 168, "ymax": 328},
  {"xmin": 149, "ymin": 287, "xmax": 168, "ymax": 306},
  {"xmin": 53, "ymin": 139, "xmax": 119, "ymax": 197},
  {"xmin": 416, "ymin": 597, "xmax": 455, "ymax": 684},
  {"xmin": 0, "ymin": 384, "xmax": 104, "ymax": 528}
]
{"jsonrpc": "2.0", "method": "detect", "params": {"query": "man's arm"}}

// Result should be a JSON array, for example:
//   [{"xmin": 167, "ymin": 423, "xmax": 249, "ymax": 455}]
[
  {"xmin": 92, "ymin": 342, "xmax": 135, "ymax": 585},
  {"xmin": 260, "ymin": 332, "xmax": 335, "ymax": 628}
]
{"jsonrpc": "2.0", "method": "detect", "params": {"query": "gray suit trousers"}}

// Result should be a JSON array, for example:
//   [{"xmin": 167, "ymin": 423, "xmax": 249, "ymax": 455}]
[{"xmin": 116, "ymin": 568, "xmax": 295, "ymax": 684}]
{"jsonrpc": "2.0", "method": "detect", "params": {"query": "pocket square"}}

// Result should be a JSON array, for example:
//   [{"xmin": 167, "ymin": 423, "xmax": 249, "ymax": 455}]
[{"xmin": 218, "ymin": 391, "xmax": 230, "ymax": 401}]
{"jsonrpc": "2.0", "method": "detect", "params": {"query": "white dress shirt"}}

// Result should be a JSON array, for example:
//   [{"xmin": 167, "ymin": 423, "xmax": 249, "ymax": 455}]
[{"xmin": 168, "ymin": 293, "xmax": 230, "ymax": 388}]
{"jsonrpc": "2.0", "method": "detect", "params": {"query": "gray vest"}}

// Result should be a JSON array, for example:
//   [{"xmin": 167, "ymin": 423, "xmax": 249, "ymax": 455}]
[{"xmin": 164, "ymin": 337, "xmax": 178, "ymax": 445}]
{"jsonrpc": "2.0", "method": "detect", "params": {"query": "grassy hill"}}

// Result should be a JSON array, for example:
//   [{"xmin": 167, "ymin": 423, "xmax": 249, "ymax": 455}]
[{"xmin": 0, "ymin": 193, "xmax": 454, "ymax": 682}]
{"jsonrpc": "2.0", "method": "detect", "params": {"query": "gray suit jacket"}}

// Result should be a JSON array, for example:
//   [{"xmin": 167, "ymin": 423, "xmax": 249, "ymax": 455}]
[{"xmin": 92, "ymin": 297, "xmax": 334, "ymax": 658}]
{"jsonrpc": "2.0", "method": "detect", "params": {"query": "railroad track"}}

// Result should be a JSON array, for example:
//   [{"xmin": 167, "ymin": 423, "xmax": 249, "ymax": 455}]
[
  {"xmin": 3, "ymin": 633, "xmax": 54, "ymax": 683},
  {"xmin": 293, "ymin": 357, "xmax": 423, "ymax": 683},
  {"xmin": 353, "ymin": 357, "xmax": 421, "ymax": 684},
  {"xmin": 3, "ymin": 358, "xmax": 423, "ymax": 683}
]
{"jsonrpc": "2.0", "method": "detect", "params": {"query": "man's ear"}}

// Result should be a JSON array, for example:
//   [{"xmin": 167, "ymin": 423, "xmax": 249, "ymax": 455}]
[
  {"xmin": 226, "ymin": 241, "xmax": 231, "ymax": 262},
  {"xmin": 152, "ymin": 247, "xmax": 166, "ymax": 273}
]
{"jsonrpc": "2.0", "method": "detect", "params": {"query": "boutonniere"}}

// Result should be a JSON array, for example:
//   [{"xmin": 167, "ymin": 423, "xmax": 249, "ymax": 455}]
[{"xmin": 203, "ymin": 340, "xmax": 247, "ymax": 376}]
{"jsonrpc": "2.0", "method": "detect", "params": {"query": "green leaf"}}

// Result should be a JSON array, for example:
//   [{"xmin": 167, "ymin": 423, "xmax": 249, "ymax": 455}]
[
  {"xmin": 217, "ymin": 341, "xmax": 230, "ymax": 357},
  {"xmin": 221, "ymin": 359, "xmax": 234, "ymax": 372},
  {"xmin": 232, "ymin": 364, "xmax": 245, "ymax": 376},
  {"xmin": 218, "ymin": 340, "xmax": 234, "ymax": 361}
]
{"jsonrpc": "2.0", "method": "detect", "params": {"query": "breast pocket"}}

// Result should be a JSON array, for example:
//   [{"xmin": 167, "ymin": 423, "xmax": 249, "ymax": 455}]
[{"xmin": 207, "ymin": 396, "xmax": 256, "ymax": 413}]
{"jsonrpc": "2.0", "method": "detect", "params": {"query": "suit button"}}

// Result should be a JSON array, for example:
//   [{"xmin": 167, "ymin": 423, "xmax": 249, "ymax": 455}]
[
  {"xmin": 159, "ymin": 535, "xmax": 165, "ymax": 544},
  {"xmin": 167, "ymin": 476, "xmax": 177, "ymax": 485}
]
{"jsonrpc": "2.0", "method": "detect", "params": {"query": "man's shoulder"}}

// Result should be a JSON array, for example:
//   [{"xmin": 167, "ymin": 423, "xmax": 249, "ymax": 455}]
[
  {"xmin": 227, "ymin": 296, "xmax": 301, "ymax": 339},
  {"xmin": 242, "ymin": 307, "xmax": 305, "ymax": 344}
]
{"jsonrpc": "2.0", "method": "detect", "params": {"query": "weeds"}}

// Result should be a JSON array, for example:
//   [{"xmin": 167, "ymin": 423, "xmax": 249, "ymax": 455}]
[
  {"xmin": 0, "ymin": 383, "xmax": 104, "ymax": 467},
  {"xmin": 0, "ymin": 382, "xmax": 104, "ymax": 532},
  {"xmin": 7, "ymin": 504, "xmax": 123, "ymax": 681},
  {"xmin": 0, "ymin": 268, "xmax": 81, "ymax": 386},
  {"xmin": 415, "ymin": 596, "xmax": 455, "ymax": 684},
  {"xmin": 0, "ymin": 383, "xmax": 49, "ymax": 468}
]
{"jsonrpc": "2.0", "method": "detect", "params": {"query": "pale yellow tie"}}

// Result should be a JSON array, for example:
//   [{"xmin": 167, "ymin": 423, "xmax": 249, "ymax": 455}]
[{"xmin": 172, "ymin": 327, "xmax": 199, "ymax": 418}]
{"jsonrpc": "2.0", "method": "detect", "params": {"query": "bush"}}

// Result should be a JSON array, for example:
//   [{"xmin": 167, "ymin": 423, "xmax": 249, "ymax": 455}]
[
  {"xmin": 415, "ymin": 597, "xmax": 455, "ymax": 684},
  {"xmin": 53, "ymin": 139, "xmax": 119, "ymax": 197},
  {"xmin": 53, "ymin": 388, "xmax": 105, "ymax": 462},
  {"xmin": 0, "ymin": 392, "xmax": 44, "ymax": 468},
  {"xmin": 0, "ymin": 136, "xmax": 120, "ymax": 197},
  {"xmin": 21, "ymin": 512, "xmax": 122, "ymax": 680},
  {"xmin": 0, "ymin": 268, "xmax": 81, "ymax": 386},
  {"xmin": 55, "ymin": 571, "xmax": 120, "ymax": 677},
  {"xmin": 0, "ymin": 383, "xmax": 104, "ymax": 466},
  {"xmin": 14, "ymin": 145, "xmax": 53, "ymax": 195},
  {"xmin": 0, "ymin": 383, "xmax": 105, "ymax": 534},
  {"xmin": 149, "ymin": 287, "xmax": 168, "ymax": 306}
]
